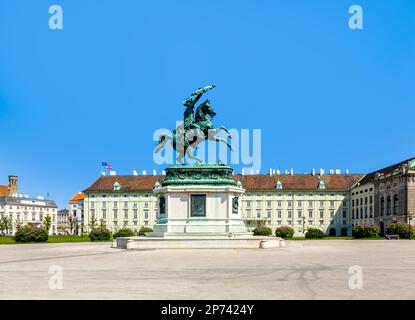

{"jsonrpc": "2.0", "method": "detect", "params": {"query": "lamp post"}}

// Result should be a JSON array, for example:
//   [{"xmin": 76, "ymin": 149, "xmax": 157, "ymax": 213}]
[
  {"xmin": 302, "ymin": 216, "xmax": 306, "ymax": 234},
  {"xmin": 407, "ymin": 211, "xmax": 413, "ymax": 239}
]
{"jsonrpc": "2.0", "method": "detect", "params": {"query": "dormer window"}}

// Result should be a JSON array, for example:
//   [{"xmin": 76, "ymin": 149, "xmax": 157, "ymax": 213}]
[
  {"xmin": 275, "ymin": 180, "xmax": 283, "ymax": 190},
  {"xmin": 113, "ymin": 181, "xmax": 121, "ymax": 191}
]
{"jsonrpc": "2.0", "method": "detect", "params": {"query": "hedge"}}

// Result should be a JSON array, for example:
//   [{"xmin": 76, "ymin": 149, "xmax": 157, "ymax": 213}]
[
  {"xmin": 386, "ymin": 223, "xmax": 415, "ymax": 239},
  {"xmin": 305, "ymin": 228, "xmax": 325, "ymax": 239},
  {"xmin": 352, "ymin": 224, "xmax": 379, "ymax": 239},
  {"xmin": 114, "ymin": 228, "xmax": 135, "ymax": 238},
  {"xmin": 138, "ymin": 226, "xmax": 153, "ymax": 236},
  {"xmin": 275, "ymin": 226, "xmax": 295, "ymax": 239},
  {"xmin": 253, "ymin": 225, "xmax": 272, "ymax": 236},
  {"xmin": 14, "ymin": 225, "xmax": 49, "ymax": 243}
]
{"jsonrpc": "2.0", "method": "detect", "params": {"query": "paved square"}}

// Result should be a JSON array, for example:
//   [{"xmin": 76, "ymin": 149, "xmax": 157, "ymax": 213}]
[{"xmin": 0, "ymin": 240, "xmax": 414, "ymax": 300}]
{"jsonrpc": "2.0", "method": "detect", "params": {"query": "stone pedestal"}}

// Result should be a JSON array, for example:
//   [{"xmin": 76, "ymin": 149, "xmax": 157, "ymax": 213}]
[
  {"xmin": 114, "ymin": 164, "xmax": 280, "ymax": 249},
  {"xmin": 149, "ymin": 164, "xmax": 252, "ymax": 238}
]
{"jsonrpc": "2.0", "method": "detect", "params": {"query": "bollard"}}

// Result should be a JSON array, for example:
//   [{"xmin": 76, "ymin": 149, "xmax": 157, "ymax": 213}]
[
  {"xmin": 259, "ymin": 240, "xmax": 271, "ymax": 249},
  {"xmin": 126, "ymin": 239, "xmax": 136, "ymax": 250},
  {"xmin": 279, "ymin": 239, "xmax": 286, "ymax": 248}
]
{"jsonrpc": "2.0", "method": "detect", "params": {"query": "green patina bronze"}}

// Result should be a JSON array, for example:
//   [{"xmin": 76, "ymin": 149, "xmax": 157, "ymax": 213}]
[
  {"xmin": 154, "ymin": 85, "xmax": 233, "ymax": 164},
  {"xmin": 161, "ymin": 163, "xmax": 237, "ymax": 187}
]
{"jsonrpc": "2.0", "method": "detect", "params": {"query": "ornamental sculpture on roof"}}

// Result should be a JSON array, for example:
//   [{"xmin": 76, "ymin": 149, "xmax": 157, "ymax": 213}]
[{"xmin": 154, "ymin": 85, "xmax": 233, "ymax": 164}]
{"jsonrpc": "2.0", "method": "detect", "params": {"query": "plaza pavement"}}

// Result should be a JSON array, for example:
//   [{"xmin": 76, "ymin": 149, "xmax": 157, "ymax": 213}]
[{"xmin": 0, "ymin": 240, "xmax": 414, "ymax": 300}]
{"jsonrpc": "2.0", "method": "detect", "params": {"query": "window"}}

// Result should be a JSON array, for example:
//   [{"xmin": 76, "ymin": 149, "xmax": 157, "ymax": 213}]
[
  {"xmin": 114, "ymin": 201, "xmax": 118, "ymax": 208},
  {"xmin": 144, "ymin": 210, "xmax": 149, "ymax": 219},
  {"xmin": 387, "ymin": 196, "xmax": 391, "ymax": 215},
  {"xmin": 330, "ymin": 211, "xmax": 334, "ymax": 218},
  {"xmin": 256, "ymin": 201, "xmax": 261, "ymax": 208},
  {"xmin": 257, "ymin": 212, "xmax": 261, "ymax": 218},
  {"xmin": 133, "ymin": 209, "xmax": 138, "ymax": 219},
  {"xmin": 102, "ymin": 210, "xmax": 107, "ymax": 219},
  {"xmin": 320, "ymin": 210, "xmax": 324, "ymax": 219},
  {"xmin": 267, "ymin": 211, "xmax": 272, "ymax": 218},
  {"xmin": 277, "ymin": 201, "xmax": 282, "ymax": 207},
  {"xmin": 144, "ymin": 202, "xmax": 149, "ymax": 208},
  {"xmin": 297, "ymin": 210, "xmax": 302, "ymax": 218},
  {"xmin": 319, "ymin": 201, "xmax": 324, "ymax": 207},
  {"xmin": 330, "ymin": 201, "xmax": 335, "ymax": 207},
  {"xmin": 267, "ymin": 201, "xmax": 272, "ymax": 208},
  {"xmin": 102, "ymin": 201, "xmax": 106, "ymax": 208},
  {"xmin": 277, "ymin": 211, "xmax": 282, "ymax": 218},
  {"xmin": 380, "ymin": 197, "xmax": 385, "ymax": 216},
  {"xmin": 342, "ymin": 210, "xmax": 347, "ymax": 219},
  {"xmin": 308, "ymin": 210, "xmax": 313, "ymax": 218},
  {"xmin": 308, "ymin": 201, "xmax": 312, "ymax": 207},
  {"xmin": 246, "ymin": 201, "xmax": 251, "ymax": 208},
  {"xmin": 393, "ymin": 194, "xmax": 399, "ymax": 215},
  {"xmin": 124, "ymin": 210, "xmax": 128, "ymax": 219},
  {"xmin": 113, "ymin": 210, "xmax": 118, "ymax": 219},
  {"xmin": 297, "ymin": 201, "xmax": 302, "ymax": 207},
  {"xmin": 288, "ymin": 201, "xmax": 292, "ymax": 207},
  {"xmin": 288, "ymin": 210, "xmax": 292, "ymax": 218},
  {"xmin": 124, "ymin": 201, "xmax": 128, "ymax": 208}
]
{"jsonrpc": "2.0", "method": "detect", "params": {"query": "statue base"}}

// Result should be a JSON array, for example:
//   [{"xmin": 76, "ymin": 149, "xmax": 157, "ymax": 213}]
[{"xmin": 114, "ymin": 164, "xmax": 281, "ymax": 249}]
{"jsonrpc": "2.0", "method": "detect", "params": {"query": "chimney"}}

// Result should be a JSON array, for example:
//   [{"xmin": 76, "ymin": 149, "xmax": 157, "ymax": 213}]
[
  {"xmin": 142, "ymin": 170, "xmax": 147, "ymax": 176},
  {"xmin": 269, "ymin": 168, "xmax": 273, "ymax": 176},
  {"xmin": 133, "ymin": 170, "xmax": 138, "ymax": 176},
  {"xmin": 153, "ymin": 169, "xmax": 157, "ymax": 176},
  {"xmin": 312, "ymin": 168, "xmax": 316, "ymax": 176},
  {"xmin": 8, "ymin": 176, "xmax": 18, "ymax": 195},
  {"xmin": 319, "ymin": 168, "xmax": 324, "ymax": 176},
  {"xmin": 290, "ymin": 168, "xmax": 294, "ymax": 175}
]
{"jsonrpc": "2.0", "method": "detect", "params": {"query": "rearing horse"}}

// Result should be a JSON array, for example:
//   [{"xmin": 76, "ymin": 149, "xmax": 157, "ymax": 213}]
[{"xmin": 154, "ymin": 99, "xmax": 232, "ymax": 163}]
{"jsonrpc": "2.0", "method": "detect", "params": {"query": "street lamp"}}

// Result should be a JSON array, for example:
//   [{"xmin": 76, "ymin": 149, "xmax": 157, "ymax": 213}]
[
  {"xmin": 407, "ymin": 211, "xmax": 413, "ymax": 239},
  {"xmin": 302, "ymin": 216, "xmax": 306, "ymax": 234}
]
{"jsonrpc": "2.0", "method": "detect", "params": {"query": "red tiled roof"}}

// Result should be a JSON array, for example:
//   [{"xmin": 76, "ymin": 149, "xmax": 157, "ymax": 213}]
[
  {"xmin": 83, "ymin": 174, "xmax": 363, "ymax": 193},
  {"xmin": 70, "ymin": 192, "xmax": 85, "ymax": 202},
  {"xmin": 235, "ymin": 174, "xmax": 363, "ymax": 191},
  {"xmin": 0, "ymin": 185, "xmax": 9, "ymax": 196},
  {"xmin": 83, "ymin": 176, "xmax": 162, "ymax": 193},
  {"xmin": 358, "ymin": 157, "xmax": 415, "ymax": 185}
]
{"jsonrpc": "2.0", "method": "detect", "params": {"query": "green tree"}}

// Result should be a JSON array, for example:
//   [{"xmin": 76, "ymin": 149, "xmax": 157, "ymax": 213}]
[
  {"xmin": 43, "ymin": 215, "xmax": 52, "ymax": 233},
  {"xmin": 0, "ymin": 216, "xmax": 13, "ymax": 235}
]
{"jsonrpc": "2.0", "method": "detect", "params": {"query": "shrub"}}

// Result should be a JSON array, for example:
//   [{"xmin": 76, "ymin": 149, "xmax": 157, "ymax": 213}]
[
  {"xmin": 305, "ymin": 228, "xmax": 325, "ymax": 239},
  {"xmin": 138, "ymin": 226, "xmax": 153, "ymax": 236},
  {"xmin": 275, "ymin": 226, "xmax": 295, "ymax": 239},
  {"xmin": 89, "ymin": 228, "xmax": 111, "ymax": 241},
  {"xmin": 352, "ymin": 224, "xmax": 380, "ymax": 239},
  {"xmin": 253, "ymin": 225, "xmax": 272, "ymax": 236},
  {"xmin": 14, "ymin": 225, "xmax": 49, "ymax": 243},
  {"xmin": 386, "ymin": 223, "xmax": 415, "ymax": 239},
  {"xmin": 113, "ymin": 228, "xmax": 135, "ymax": 238}
]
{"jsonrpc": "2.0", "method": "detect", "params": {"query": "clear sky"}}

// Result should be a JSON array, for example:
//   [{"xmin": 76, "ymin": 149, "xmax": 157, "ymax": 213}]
[{"xmin": 0, "ymin": 0, "xmax": 414, "ymax": 208}]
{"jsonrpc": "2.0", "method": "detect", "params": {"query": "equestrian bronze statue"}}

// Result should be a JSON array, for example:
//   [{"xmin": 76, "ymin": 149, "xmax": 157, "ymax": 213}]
[{"xmin": 154, "ymin": 85, "xmax": 232, "ymax": 163}]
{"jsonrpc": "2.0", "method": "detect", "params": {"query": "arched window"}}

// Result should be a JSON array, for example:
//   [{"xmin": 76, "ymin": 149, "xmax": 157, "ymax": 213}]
[
  {"xmin": 393, "ymin": 194, "xmax": 399, "ymax": 215},
  {"xmin": 380, "ymin": 197, "xmax": 385, "ymax": 216},
  {"xmin": 387, "ymin": 196, "xmax": 391, "ymax": 215}
]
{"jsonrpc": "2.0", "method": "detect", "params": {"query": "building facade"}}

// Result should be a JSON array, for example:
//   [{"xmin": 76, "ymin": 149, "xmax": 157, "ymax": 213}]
[
  {"xmin": 350, "ymin": 181, "xmax": 375, "ymax": 226},
  {"xmin": 69, "ymin": 192, "xmax": 85, "ymax": 235},
  {"xmin": 0, "ymin": 195, "xmax": 58, "ymax": 235},
  {"xmin": 81, "ymin": 172, "xmax": 362, "ymax": 236}
]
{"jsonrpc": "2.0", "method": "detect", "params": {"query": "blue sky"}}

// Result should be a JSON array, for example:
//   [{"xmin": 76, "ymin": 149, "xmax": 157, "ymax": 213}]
[{"xmin": 0, "ymin": 0, "xmax": 414, "ymax": 208}]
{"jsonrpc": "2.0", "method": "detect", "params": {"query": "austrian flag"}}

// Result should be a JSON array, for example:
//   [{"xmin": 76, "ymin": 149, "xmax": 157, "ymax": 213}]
[{"xmin": 101, "ymin": 162, "xmax": 112, "ymax": 170}]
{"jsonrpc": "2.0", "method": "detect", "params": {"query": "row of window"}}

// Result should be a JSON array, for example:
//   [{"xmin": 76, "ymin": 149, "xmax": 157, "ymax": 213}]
[
  {"xmin": 352, "ymin": 196, "xmax": 373, "ymax": 206},
  {"xmin": 90, "ymin": 210, "xmax": 151, "ymax": 220},
  {"xmin": 0, "ymin": 205, "xmax": 56, "ymax": 212},
  {"xmin": 89, "ymin": 201, "xmax": 153, "ymax": 209},
  {"xmin": 244, "ymin": 209, "xmax": 347, "ymax": 219},
  {"xmin": 244, "ymin": 200, "xmax": 346, "ymax": 208}
]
